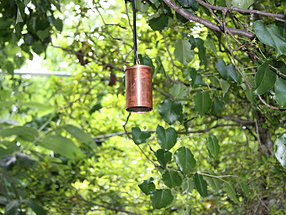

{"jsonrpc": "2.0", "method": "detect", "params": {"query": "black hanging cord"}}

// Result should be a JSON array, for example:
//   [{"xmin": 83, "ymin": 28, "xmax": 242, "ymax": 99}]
[{"xmin": 131, "ymin": 0, "xmax": 140, "ymax": 64}]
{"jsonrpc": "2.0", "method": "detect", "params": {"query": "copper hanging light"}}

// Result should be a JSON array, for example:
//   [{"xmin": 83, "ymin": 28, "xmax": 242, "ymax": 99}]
[
  {"xmin": 125, "ymin": 64, "xmax": 152, "ymax": 112},
  {"xmin": 125, "ymin": 0, "xmax": 152, "ymax": 113}
]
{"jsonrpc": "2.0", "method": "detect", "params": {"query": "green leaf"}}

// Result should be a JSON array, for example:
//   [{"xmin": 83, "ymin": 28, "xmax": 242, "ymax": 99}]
[
  {"xmin": 138, "ymin": 55, "xmax": 155, "ymax": 72},
  {"xmin": 4, "ymin": 200, "xmax": 18, "ymax": 215},
  {"xmin": 174, "ymin": 147, "xmax": 196, "ymax": 174},
  {"xmin": 241, "ymin": 83, "xmax": 254, "ymax": 103},
  {"xmin": 177, "ymin": 0, "xmax": 198, "ymax": 10},
  {"xmin": 64, "ymin": 124, "xmax": 97, "ymax": 150},
  {"xmin": 254, "ymin": 61, "xmax": 277, "ymax": 95},
  {"xmin": 274, "ymin": 78, "xmax": 286, "ymax": 107},
  {"xmin": 138, "ymin": 177, "xmax": 156, "ymax": 195},
  {"xmin": 178, "ymin": 206, "xmax": 192, "ymax": 215},
  {"xmin": 231, "ymin": 0, "xmax": 255, "ymax": 9},
  {"xmin": 275, "ymin": 133, "xmax": 286, "ymax": 168},
  {"xmin": 150, "ymin": 189, "xmax": 174, "ymax": 209},
  {"xmin": 193, "ymin": 173, "xmax": 208, "ymax": 197},
  {"xmin": 156, "ymin": 125, "xmax": 177, "ymax": 150},
  {"xmin": 181, "ymin": 177, "xmax": 195, "ymax": 194},
  {"xmin": 211, "ymin": 96, "xmax": 223, "ymax": 115},
  {"xmin": 205, "ymin": 37, "xmax": 217, "ymax": 55},
  {"xmin": 162, "ymin": 170, "xmax": 183, "ymax": 188},
  {"xmin": 239, "ymin": 181, "xmax": 252, "ymax": 198},
  {"xmin": 174, "ymin": 39, "xmax": 194, "ymax": 65},
  {"xmin": 203, "ymin": 175, "xmax": 221, "ymax": 192},
  {"xmin": 39, "ymin": 135, "xmax": 84, "ymax": 159},
  {"xmin": 32, "ymin": 41, "xmax": 46, "ymax": 55},
  {"xmin": 158, "ymin": 99, "xmax": 183, "ymax": 125},
  {"xmin": 195, "ymin": 38, "xmax": 207, "ymax": 67},
  {"xmin": 169, "ymin": 84, "xmax": 189, "ymax": 100},
  {"xmin": 15, "ymin": 2, "xmax": 24, "ymax": 25},
  {"xmin": 5, "ymin": 61, "xmax": 14, "ymax": 75},
  {"xmin": 193, "ymin": 91, "xmax": 211, "ymax": 115},
  {"xmin": 21, "ymin": 102, "xmax": 53, "ymax": 117},
  {"xmin": 155, "ymin": 56, "xmax": 166, "ymax": 77},
  {"xmin": 135, "ymin": 0, "xmax": 149, "ymax": 12},
  {"xmin": 0, "ymin": 126, "xmax": 38, "ymax": 141},
  {"xmin": 254, "ymin": 20, "xmax": 286, "ymax": 57},
  {"xmin": 155, "ymin": 149, "xmax": 172, "ymax": 168},
  {"xmin": 149, "ymin": 14, "xmax": 169, "ymax": 31},
  {"xmin": 223, "ymin": 182, "xmax": 239, "ymax": 203},
  {"xmin": 132, "ymin": 127, "xmax": 151, "ymax": 145},
  {"xmin": 215, "ymin": 60, "xmax": 238, "ymax": 82},
  {"xmin": 182, "ymin": 67, "xmax": 204, "ymax": 87},
  {"xmin": 37, "ymin": 28, "xmax": 50, "ymax": 41},
  {"xmin": 15, "ymin": 152, "xmax": 35, "ymax": 167},
  {"xmin": 206, "ymin": 134, "xmax": 220, "ymax": 159},
  {"xmin": 22, "ymin": 200, "xmax": 47, "ymax": 215},
  {"xmin": 220, "ymin": 79, "xmax": 230, "ymax": 97}
]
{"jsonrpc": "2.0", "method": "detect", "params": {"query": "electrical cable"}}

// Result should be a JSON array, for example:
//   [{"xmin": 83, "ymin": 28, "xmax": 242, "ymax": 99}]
[{"xmin": 131, "ymin": 0, "xmax": 140, "ymax": 64}]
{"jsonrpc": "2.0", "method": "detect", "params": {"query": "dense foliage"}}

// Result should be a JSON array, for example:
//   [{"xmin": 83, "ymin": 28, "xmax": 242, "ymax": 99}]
[{"xmin": 0, "ymin": 0, "xmax": 286, "ymax": 214}]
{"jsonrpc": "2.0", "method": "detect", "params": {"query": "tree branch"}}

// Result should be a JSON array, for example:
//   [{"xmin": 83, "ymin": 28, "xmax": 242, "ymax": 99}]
[
  {"xmin": 196, "ymin": 0, "xmax": 286, "ymax": 21},
  {"xmin": 162, "ymin": 0, "xmax": 255, "ymax": 39}
]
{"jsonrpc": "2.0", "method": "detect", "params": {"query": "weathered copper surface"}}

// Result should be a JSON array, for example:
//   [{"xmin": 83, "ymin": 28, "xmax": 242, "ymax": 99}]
[{"xmin": 125, "ymin": 65, "xmax": 152, "ymax": 112}]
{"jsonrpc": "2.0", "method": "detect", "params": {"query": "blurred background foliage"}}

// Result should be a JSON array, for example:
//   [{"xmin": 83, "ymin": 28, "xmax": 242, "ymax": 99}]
[{"xmin": 0, "ymin": 0, "xmax": 286, "ymax": 214}]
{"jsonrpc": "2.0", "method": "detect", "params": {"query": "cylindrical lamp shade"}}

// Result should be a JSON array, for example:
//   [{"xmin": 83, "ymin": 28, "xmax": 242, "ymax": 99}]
[{"xmin": 125, "ymin": 65, "xmax": 152, "ymax": 112}]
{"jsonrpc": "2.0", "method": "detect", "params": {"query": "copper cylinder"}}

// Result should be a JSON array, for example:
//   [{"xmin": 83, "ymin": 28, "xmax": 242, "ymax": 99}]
[{"xmin": 125, "ymin": 65, "xmax": 152, "ymax": 112}]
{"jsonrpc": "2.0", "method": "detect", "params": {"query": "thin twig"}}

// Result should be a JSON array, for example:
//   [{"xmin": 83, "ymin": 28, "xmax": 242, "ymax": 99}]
[
  {"xmin": 123, "ymin": 112, "xmax": 132, "ymax": 139},
  {"xmin": 258, "ymin": 95, "xmax": 286, "ymax": 111}
]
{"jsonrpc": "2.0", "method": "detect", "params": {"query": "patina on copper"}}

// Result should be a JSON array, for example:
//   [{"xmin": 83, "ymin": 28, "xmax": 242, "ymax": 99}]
[{"xmin": 125, "ymin": 64, "xmax": 152, "ymax": 112}]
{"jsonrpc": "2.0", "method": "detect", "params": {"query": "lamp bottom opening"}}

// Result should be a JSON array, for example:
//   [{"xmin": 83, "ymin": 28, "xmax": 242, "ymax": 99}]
[{"xmin": 126, "ymin": 106, "xmax": 152, "ymax": 113}]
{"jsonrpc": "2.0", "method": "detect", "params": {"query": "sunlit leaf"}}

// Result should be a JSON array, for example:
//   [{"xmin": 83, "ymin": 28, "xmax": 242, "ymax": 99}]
[
  {"xmin": 275, "ymin": 133, "xmax": 286, "ymax": 168},
  {"xmin": 64, "ymin": 124, "xmax": 97, "ymax": 150},
  {"xmin": 174, "ymin": 147, "xmax": 196, "ymax": 174},
  {"xmin": 231, "ymin": 0, "xmax": 255, "ymax": 9},
  {"xmin": 0, "ymin": 126, "xmax": 38, "ymax": 141},
  {"xmin": 169, "ymin": 84, "xmax": 189, "ymax": 100},
  {"xmin": 174, "ymin": 39, "xmax": 194, "ymax": 65},
  {"xmin": 204, "ymin": 175, "xmax": 221, "ymax": 192},
  {"xmin": 223, "ymin": 182, "xmax": 240, "ymax": 203},
  {"xmin": 150, "ymin": 189, "xmax": 174, "ymax": 209},
  {"xmin": 39, "ymin": 135, "xmax": 85, "ymax": 159},
  {"xmin": 178, "ymin": 206, "xmax": 192, "ymax": 215},
  {"xmin": 156, "ymin": 125, "xmax": 177, "ymax": 150},
  {"xmin": 181, "ymin": 177, "xmax": 195, "ymax": 194}
]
